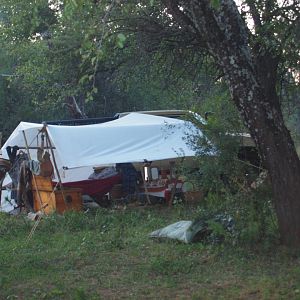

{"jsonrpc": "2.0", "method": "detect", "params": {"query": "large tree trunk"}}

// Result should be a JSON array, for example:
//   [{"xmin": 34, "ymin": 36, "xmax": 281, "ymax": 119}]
[
  {"xmin": 258, "ymin": 108, "xmax": 300, "ymax": 247},
  {"xmin": 164, "ymin": 0, "xmax": 300, "ymax": 247},
  {"xmin": 225, "ymin": 52, "xmax": 300, "ymax": 247}
]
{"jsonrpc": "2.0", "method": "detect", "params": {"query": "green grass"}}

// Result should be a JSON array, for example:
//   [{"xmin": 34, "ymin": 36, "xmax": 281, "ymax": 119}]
[{"xmin": 1, "ymin": 206, "xmax": 300, "ymax": 299}]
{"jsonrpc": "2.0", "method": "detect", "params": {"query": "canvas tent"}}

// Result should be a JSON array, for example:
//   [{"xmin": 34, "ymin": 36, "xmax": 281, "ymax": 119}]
[{"xmin": 1, "ymin": 113, "xmax": 202, "ymax": 183}]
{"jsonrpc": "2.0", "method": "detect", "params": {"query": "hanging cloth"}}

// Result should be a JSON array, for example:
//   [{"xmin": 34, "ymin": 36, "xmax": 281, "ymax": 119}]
[
  {"xmin": 35, "ymin": 133, "xmax": 54, "ymax": 177},
  {"xmin": 39, "ymin": 152, "xmax": 54, "ymax": 177}
]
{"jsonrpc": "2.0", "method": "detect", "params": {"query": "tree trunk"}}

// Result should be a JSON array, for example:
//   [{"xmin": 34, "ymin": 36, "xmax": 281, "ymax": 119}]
[
  {"xmin": 212, "ymin": 20, "xmax": 300, "ymax": 248},
  {"xmin": 164, "ymin": 0, "xmax": 300, "ymax": 247},
  {"xmin": 225, "ymin": 57, "xmax": 300, "ymax": 247},
  {"xmin": 262, "ymin": 115, "xmax": 300, "ymax": 247}
]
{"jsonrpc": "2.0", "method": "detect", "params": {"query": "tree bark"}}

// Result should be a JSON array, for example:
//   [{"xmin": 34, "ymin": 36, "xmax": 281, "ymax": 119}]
[
  {"xmin": 226, "ymin": 54, "xmax": 300, "ymax": 247},
  {"xmin": 165, "ymin": 0, "xmax": 300, "ymax": 247}
]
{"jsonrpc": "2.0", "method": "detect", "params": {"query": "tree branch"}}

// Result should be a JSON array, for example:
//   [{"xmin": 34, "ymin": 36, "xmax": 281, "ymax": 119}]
[
  {"xmin": 162, "ymin": 0, "xmax": 199, "ymax": 33},
  {"xmin": 245, "ymin": 0, "xmax": 262, "ymax": 32},
  {"xmin": 263, "ymin": 0, "xmax": 276, "ymax": 23}
]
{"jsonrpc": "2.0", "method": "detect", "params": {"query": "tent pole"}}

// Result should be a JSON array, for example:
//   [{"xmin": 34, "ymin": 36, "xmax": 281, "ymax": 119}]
[
  {"xmin": 141, "ymin": 164, "xmax": 151, "ymax": 205},
  {"xmin": 17, "ymin": 146, "xmax": 55, "ymax": 150},
  {"xmin": 169, "ymin": 161, "xmax": 180, "ymax": 207},
  {"xmin": 42, "ymin": 124, "xmax": 67, "ymax": 205},
  {"xmin": 22, "ymin": 130, "xmax": 45, "ymax": 214}
]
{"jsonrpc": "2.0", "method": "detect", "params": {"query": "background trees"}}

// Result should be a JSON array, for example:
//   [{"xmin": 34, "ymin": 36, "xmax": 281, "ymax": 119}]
[{"xmin": 0, "ymin": 0, "xmax": 220, "ymax": 131}]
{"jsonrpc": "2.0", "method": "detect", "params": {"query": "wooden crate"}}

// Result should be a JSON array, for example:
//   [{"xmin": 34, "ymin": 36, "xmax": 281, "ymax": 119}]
[
  {"xmin": 33, "ymin": 178, "xmax": 82, "ymax": 214},
  {"xmin": 54, "ymin": 188, "xmax": 82, "ymax": 214},
  {"xmin": 32, "ymin": 175, "xmax": 53, "ymax": 191},
  {"xmin": 33, "ymin": 190, "xmax": 56, "ymax": 214},
  {"xmin": 32, "ymin": 176, "xmax": 55, "ymax": 214}
]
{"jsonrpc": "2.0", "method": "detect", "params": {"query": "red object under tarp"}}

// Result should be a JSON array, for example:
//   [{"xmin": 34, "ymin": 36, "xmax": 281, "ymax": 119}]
[{"xmin": 58, "ymin": 175, "xmax": 121, "ymax": 196}]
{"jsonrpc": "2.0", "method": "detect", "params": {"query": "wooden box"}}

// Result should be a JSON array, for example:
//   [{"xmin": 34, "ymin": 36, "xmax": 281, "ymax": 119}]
[
  {"xmin": 32, "ymin": 175, "xmax": 53, "ymax": 191},
  {"xmin": 33, "ymin": 190, "xmax": 56, "ymax": 214},
  {"xmin": 54, "ymin": 188, "xmax": 82, "ymax": 214},
  {"xmin": 32, "ymin": 176, "xmax": 55, "ymax": 214},
  {"xmin": 32, "ymin": 176, "xmax": 82, "ymax": 214}
]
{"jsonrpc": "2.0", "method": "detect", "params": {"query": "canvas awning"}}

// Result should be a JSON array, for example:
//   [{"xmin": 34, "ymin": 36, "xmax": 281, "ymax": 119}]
[{"xmin": 1, "ymin": 113, "xmax": 204, "ymax": 182}]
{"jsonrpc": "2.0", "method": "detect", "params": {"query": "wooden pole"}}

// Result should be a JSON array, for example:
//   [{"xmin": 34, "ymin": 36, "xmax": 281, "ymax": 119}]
[
  {"xmin": 42, "ymin": 124, "xmax": 67, "ymax": 205},
  {"xmin": 22, "ymin": 130, "xmax": 45, "ymax": 214},
  {"xmin": 16, "ymin": 146, "xmax": 55, "ymax": 150}
]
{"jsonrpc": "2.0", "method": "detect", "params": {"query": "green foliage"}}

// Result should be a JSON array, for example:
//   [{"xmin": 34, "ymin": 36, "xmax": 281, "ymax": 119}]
[
  {"xmin": 0, "ymin": 0, "xmax": 217, "ymax": 135},
  {"xmin": 186, "ymin": 88, "xmax": 253, "ymax": 193},
  {"xmin": 195, "ymin": 182, "xmax": 278, "ymax": 247},
  {"xmin": 210, "ymin": 0, "xmax": 221, "ymax": 10},
  {"xmin": 0, "ymin": 0, "xmax": 57, "ymax": 40},
  {"xmin": 207, "ymin": 219, "xmax": 226, "ymax": 237},
  {"xmin": 116, "ymin": 33, "xmax": 126, "ymax": 49},
  {"xmin": 234, "ymin": 186, "xmax": 278, "ymax": 245}
]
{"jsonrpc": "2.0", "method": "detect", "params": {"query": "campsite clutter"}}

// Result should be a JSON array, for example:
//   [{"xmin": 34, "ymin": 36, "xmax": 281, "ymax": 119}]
[
  {"xmin": 0, "ymin": 113, "xmax": 206, "ymax": 216},
  {"xmin": 1, "ymin": 130, "xmax": 83, "ymax": 216}
]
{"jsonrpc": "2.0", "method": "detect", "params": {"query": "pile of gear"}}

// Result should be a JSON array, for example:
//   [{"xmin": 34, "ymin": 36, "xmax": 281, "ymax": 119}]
[{"xmin": 1, "ymin": 135, "xmax": 54, "ymax": 213}]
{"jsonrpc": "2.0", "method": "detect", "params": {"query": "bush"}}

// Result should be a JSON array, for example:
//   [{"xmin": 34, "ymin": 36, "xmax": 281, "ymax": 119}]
[
  {"xmin": 192, "ymin": 183, "xmax": 278, "ymax": 247},
  {"xmin": 182, "ymin": 92, "xmax": 279, "ymax": 246}
]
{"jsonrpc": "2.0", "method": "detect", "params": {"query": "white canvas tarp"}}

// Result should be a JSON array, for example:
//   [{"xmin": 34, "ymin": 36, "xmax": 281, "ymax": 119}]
[{"xmin": 1, "ymin": 113, "xmax": 201, "ymax": 182}]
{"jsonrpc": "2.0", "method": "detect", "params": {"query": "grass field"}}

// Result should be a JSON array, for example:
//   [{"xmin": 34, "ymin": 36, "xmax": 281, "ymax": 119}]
[{"xmin": 1, "ymin": 205, "xmax": 300, "ymax": 300}]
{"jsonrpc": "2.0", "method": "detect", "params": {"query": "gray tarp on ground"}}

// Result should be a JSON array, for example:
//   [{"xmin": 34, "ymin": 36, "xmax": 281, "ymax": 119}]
[
  {"xmin": 149, "ymin": 220, "xmax": 206, "ymax": 243},
  {"xmin": 149, "ymin": 215, "xmax": 234, "ymax": 244}
]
